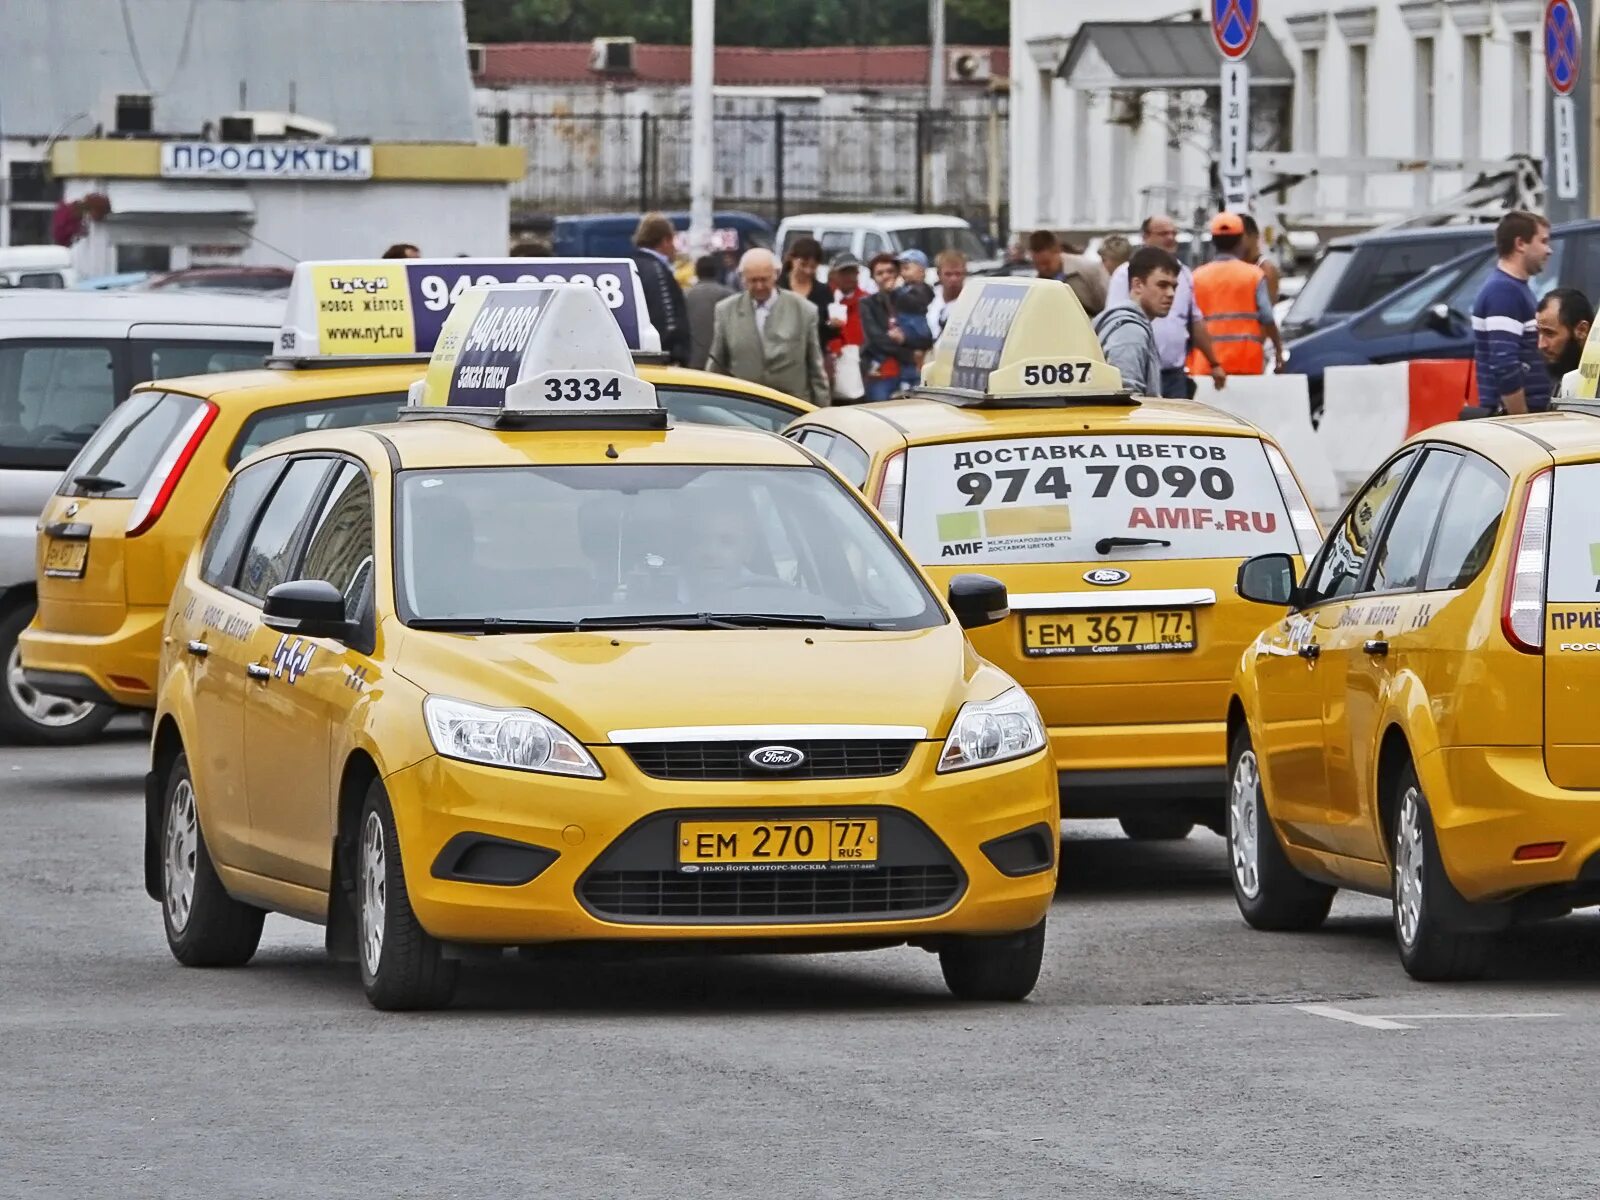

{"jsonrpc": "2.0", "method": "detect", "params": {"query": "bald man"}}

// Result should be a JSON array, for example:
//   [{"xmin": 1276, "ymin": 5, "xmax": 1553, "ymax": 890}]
[{"xmin": 706, "ymin": 248, "xmax": 830, "ymax": 405}]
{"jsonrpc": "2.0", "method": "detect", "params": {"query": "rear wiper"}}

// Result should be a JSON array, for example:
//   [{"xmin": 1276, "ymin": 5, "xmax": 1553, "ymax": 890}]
[
  {"xmin": 71, "ymin": 474, "xmax": 124, "ymax": 493},
  {"xmin": 1095, "ymin": 536, "xmax": 1172, "ymax": 555},
  {"xmin": 407, "ymin": 617, "xmax": 579, "ymax": 633}
]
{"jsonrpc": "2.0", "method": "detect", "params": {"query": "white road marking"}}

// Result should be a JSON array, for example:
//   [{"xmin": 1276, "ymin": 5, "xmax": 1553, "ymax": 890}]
[
  {"xmin": 1295, "ymin": 1004, "xmax": 1415, "ymax": 1030},
  {"xmin": 1372, "ymin": 1012, "xmax": 1562, "ymax": 1021}
]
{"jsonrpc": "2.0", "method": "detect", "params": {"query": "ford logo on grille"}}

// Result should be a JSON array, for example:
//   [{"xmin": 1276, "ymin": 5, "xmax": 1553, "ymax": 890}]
[
  {"xmin": 1084, "ymin": 568, "xmax": 1131, "ymax": 586},
  {"xmin": 748, "ymin": 745, "xmax": 806, "ymax": 770}
]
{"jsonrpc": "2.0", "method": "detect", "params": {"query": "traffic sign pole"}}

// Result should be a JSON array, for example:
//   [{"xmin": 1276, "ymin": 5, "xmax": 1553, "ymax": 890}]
[
  {"xmin": 1543, "ymin": 0, "xmax": 1588, "ymax": 221},
  {"xmin": 1212, "ymin": 0, "xmax": 1258, "ymax": 212}
]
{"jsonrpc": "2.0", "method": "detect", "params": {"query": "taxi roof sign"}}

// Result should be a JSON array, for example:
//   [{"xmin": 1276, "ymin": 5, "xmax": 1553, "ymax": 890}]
[
  {"xmin": 275, "ymin": 257, "xmax": 660, "ymax": 360},
  {"xmin": 412, "ymin": 282, "xmax": 660, "ymax": 422},
  {"xmin": 919, "ymin": 276, "xmax": 1133, "ymax": 406}
]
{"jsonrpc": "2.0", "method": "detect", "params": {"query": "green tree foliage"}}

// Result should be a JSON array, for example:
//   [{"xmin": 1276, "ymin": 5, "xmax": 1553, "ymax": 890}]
[{"xmin": 464, "ymin": 0, "xmax": 1006, "ymax": 47}]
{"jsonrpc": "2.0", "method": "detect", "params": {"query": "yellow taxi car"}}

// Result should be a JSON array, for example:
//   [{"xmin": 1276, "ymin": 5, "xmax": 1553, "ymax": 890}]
[
  {"xmin": 146, "ymin": 282, "xmax": 1057, "ymax": 1010},
  {"xmin": 21, "ymin": 257, "xmax": 809, "ymax": 722},
  {"xmin": 784, "ymin": 278, "xmax": 1322, "ymax": 839},
  {"xmin": 1229, "ymin": 407, "xmax": 1600, "ymax": 979}
]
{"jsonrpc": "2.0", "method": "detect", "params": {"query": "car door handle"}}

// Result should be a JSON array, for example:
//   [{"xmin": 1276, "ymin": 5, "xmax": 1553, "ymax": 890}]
[
  {"xmin": 246, "ymin": 663, "xmax": 272, "ymax": 680},
  {"xmin": 185, "ymin": 640, "xmax": 209, "ymax": 658},
  {"xmin": 1298, "ymin": 642, "xmax": 1321, "ymax": 660},
  {"xmin": 1364, "ymin": 639, "xmax": 1389, "ymax": 657}
]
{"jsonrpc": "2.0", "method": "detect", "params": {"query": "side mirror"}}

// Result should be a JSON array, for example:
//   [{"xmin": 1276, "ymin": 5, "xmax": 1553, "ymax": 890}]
[
  {"xmin": 1425, "ymin": 302, "xmax": 1456, "ymax": 335},
  {"xmin": 263, "ymin": 579, "xmax": 352, "ymax": 641},
  {"xmin": 1237, "ymin": 553, "xmax": 1299, "ymax": 607},
  {"xmin": 948, "ymin": 573, "xmax": 1009, "ymax": 629}
]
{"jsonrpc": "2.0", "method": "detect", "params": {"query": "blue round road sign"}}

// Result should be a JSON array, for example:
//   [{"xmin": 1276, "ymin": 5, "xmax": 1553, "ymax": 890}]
[
  {"xmin": 1212, "ymin": 0, "xmax": 1259, "ymax": 60},
  {"xmin": 1546, "ymin": 0, "xmax": 1582, "ymax": 96}
]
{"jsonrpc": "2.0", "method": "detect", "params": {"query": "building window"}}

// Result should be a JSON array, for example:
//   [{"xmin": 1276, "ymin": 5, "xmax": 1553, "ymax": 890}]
[
  {"xmin": 7, "ymin": 160, "xmax": 62, "ymax": 248},
  {"xmin": 1348, "ymin": 42, "xmax": 1368, "ymax": 212},
  {"xmin": 1511, "ymin": 30, "xmax": 1532, "ymax": 155},
  {"xmin": 1414, "ymin": 38, "xmax": 1434, "ymax": 157},
  {"xmin": 1463, "ymin": 34, "xmax": 1483, "ymax": 159},
  {"xmin": 116, "ymin": 244, "xmax": 172, "ymax": 273},
  {"xmin": 1301, "ymin": 48, "xmax": 1320, "ymax": 152}
]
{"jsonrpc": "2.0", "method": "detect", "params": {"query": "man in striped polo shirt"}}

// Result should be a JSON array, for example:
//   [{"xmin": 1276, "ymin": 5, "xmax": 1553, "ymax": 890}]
[{"xmin": 1472, "ymin": 210, "xmax": 1553, "ymax": 414}]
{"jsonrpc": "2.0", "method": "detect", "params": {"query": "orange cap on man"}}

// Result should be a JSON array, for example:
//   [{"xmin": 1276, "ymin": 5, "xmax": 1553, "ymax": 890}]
[
  {"xmin": 1186, "ymin": 212, "xmax": 1276, "ymax": 376},
  {"xmin": 1208, "ymin": 212, "xmax": 1246, "ymax": 237}
]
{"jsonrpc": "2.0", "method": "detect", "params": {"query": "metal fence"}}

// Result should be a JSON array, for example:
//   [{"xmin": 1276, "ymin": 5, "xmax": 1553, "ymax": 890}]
[{"xmin": 483, "ymin": 108, "xmax": 1008, "ymax": 235}]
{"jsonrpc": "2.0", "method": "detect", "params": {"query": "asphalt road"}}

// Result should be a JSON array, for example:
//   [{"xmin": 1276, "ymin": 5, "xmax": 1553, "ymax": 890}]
[{"xmin": 6, "ymin": 723, "xmax": 1600, "ymax": 1199}]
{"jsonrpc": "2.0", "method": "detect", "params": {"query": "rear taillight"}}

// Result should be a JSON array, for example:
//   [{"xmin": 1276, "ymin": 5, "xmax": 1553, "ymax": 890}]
[
  {"xmin": 1502, "ymin": 467, "xmax": 1552, "ymax": 654},
  {"xmin": 872, "ymin": 449, "xmax": 906, "ymax": 532},
  {"xmin": 1263, "ymin": 443, "xmax": 1321, "ymax": 559},
  {"xmin": 127, "ymin": 402, "xmax": 218, "ymax": 537}
]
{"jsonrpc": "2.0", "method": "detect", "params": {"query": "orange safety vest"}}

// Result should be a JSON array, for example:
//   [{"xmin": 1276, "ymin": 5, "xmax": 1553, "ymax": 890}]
[{"xmin": 1187, "ymin": 257, "xmax": 1266, "ymax": 376}]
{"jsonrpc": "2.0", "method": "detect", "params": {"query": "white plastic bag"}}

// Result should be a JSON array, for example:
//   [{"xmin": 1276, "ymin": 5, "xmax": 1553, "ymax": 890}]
[{"xmin": 832, "ymin": 344, "xmax": 865, "ymax": 402}]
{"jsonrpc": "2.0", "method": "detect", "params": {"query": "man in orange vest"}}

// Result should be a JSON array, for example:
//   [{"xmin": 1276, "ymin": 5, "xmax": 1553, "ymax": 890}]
[{"xmin": 1187, "ymin": 212, "xmax": 1283, "ymax": 377}]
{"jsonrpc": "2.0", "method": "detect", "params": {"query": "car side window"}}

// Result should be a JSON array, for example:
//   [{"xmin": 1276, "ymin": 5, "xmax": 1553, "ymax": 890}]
[
  {"xmin": 863, "ymin": 231, "xmax": 889, "ymax": 259},
  {"xmin": 232, "ymin": 458, "xmax": 335, "ymax": 603},
  {"xmin": 1367, "ymin": 449, "xmax": 1462, "ymax": 593},
  {"xmin": 298, "ymin": 463, "xmax": 375, "ymax": 620},
  {"xmin": 823, "ymin": 434, "xmax": 871, "ymax": 488},
  {"xmin": 1302, "ymin": 449, "xmax": 1419, "ymax": 606},
  {"xmin": 818, "ymin": 231, "xmax": 851, "ymax": 258},
  {"xmin": 790, "ymin": 427, "xmax": 835, "ymax": 455},
  {"xmin": 654, "ymin": 387, "xmax": 800, "ymax": 435},
  {"xmin": 1423, "ymin": 455, "xmax": 1510, "ymax": 591},
  {"xmin": 229, "ymin": 393, "xmax": 407, "ymax": 466},
  {"xmin": 0, "ymin": 340, "xmax": 120, "ymax": 470},
  {"xmin": 200, "ymin": 459, "xmax": 287, "ymax": 588}
]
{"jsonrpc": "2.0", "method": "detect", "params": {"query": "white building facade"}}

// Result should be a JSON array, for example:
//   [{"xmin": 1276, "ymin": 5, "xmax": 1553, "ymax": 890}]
[{"xmin": 1011, "ymin": 0, "xmax": 1548, "ymax": 235}]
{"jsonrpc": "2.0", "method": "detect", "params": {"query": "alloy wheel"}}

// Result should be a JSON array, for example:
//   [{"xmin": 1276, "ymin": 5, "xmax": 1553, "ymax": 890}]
[
  {"xmin": 1395, "ymin": 787, "xmax": 1425, "ymax": 948},
  {"xmin": 5, "ymin": 644, "xmax": 97, "ymax": 729},
  {"xmin": 1229, "ymin": 749, "xmax": 1262, "ymax": 899},
  {"xmin": 164, "ymin": 779, "xmax": 199, "ymax": 933},
  {"xmin": 360, "ymin": 811, "xmax": 387, "ymax": 977}
]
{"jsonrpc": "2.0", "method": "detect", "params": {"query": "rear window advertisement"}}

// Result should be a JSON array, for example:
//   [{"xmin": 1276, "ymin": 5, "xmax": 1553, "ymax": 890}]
[
  {"xmin": 1547, "ymin": 464, "xmax": 1600, "ymax": 603},
  {"xmin": 900, "ymin": 435, "xmax": 1298, "ymax": 565}
]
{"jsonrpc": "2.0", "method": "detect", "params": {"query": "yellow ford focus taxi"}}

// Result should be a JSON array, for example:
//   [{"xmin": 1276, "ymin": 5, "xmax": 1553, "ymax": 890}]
[
  {"xmin": 1229, "ymin": 405, "xmax": 1600, "ymax": 979},
  {"xmin": 147, "ymin": 282, "xmax": 1056, "ymax": 1010},
  {"xmin": 21, "ymin": 257, "xmax": 809, "ymax": 721},
  {"xmin": 784, "ymin": 278, "xmax": 1321, "ymax": 839}
]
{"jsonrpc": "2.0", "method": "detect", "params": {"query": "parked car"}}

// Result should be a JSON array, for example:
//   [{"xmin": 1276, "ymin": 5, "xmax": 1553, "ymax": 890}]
[
  {"xmin": 549, "ymin": 211, "xmax": 773, "ymax": 259},
  {"xmin": 145, "ymin": 267, "xmax": 295, "ymax": 295},
  {"xmin": 1282, "ymin": 218, "xmax": 1600, "ymax": 407},
  {"xmin": 776, "ymin": 212, "xmax": 1000, "ymax": 273},
  {"xmin": 0, "ymin": 290, "xmax": 282, "ymax": 743},
  {"xmin": 0, "ymin": 246, "xmax": 75, "ymax": 290},
  {"xmin": 1280, "ymin": 225, "xmax": 1492, "ymax": 343}
]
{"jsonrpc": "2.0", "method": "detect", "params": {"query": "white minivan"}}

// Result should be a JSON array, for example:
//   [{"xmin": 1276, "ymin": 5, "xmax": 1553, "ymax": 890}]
[
  {"xmin": 0, "ymin": 246, "xmax": 76, "ymax": 291},
  {"xmin": 775, "ymin": 212, "xmax": 1000, "ymax": 273},
  {"xmin": 0, "ymin": 289, "xmax": 281, "ymax": 743}
]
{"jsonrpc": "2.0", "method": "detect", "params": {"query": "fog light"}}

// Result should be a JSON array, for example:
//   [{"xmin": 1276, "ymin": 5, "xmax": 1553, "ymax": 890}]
[{"xmin": 1513, "ymin": 842, "xmax": 1564, "ymax": 862}]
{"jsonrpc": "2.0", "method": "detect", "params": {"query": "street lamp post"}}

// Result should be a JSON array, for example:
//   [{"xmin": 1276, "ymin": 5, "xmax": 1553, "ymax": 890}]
[{"xmin": 689, "ymin": 0, "xmax": 715, "ymax": 255}]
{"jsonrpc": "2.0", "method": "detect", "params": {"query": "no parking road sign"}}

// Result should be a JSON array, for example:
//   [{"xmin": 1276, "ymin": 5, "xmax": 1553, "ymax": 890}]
[
  {"xmin": 1546, "ymin": 0, "xmax": 1582, "ymax": 96},
  {"xmin": 1212, "ymin": 0, "xmax": 1259, "ymax": 60}
]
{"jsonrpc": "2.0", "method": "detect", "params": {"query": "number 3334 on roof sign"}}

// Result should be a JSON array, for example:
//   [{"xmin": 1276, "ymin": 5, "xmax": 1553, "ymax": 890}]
[
  {"xmin": 1211, "ymin": 0, "xmax": 1259, "ymax": 59},
  {"xmin": 418, "ymin": 283, "xmax": 659, "ymax": 413}
]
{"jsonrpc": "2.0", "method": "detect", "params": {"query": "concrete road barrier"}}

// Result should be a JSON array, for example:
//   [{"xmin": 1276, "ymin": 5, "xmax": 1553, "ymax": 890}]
[
  {"xmin": 1318, "ymin": 363, "xmax": 1409, "ymax": 493},
  {"xmin": 1191, "ymin": 374, "xmax": 1341, "ymax": 515}
]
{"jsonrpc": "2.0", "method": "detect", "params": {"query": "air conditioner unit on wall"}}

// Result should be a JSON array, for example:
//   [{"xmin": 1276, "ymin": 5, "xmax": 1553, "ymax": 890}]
[
  {"xmin": 591, "ymin": 37, "xmax": 637, "ymax": 73},
  {"xmin": 115, "ymin": 94, "xmax": 153, "ymax": 134},
  {"xmin": 1108, "ymin": 90, "xmax": 1143, "ymax": 127},
  {"xmin": 947, "ymin": 49, "xmax": 993, "ymax": 85}
]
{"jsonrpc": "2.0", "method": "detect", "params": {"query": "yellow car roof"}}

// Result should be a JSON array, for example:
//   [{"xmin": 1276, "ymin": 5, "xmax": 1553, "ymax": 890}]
[
  {"xmin": 1420, "ymin": 408, "xmax": 1600, "ymax": 465},
  {"xmin": 851, "ymin": 393, "xmax": 1260, "ymax": 445}
]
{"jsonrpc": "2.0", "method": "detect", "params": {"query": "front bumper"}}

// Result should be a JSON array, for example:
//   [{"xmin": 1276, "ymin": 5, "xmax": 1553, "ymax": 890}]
[
  {"xmin": 383, "ymin": 742, "xmax": 1058, "ymax": 945},
  {"xmin": 18, "ymin": 607, "xmax": 163, "ymax": 709},
  {"xmin": 1430, "ymin": 745, "xmax": 1600, "ymax": 902},
  {"xmin": 1049, "ymin": 719, "xmax": 1227, "ymax": 815}
]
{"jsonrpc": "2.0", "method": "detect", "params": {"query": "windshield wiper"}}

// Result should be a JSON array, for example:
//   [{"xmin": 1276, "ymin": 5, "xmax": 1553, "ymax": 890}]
[
  {"xmin": 576, "ymin": 613, "xmax": 889, "ymax": 631},
  {"xmin": 407, "ymin": 617, "xmax": 580, "ymax": 633},
  {"xmin": 71, "ymin": 474, "xmax": 124, "ymax": 493},
  {"xmin": 1095, "ymin": 536, "xmax": 1172, "ymax": 555},
  {"xmin": 574, "ymin": 613, "xmax": 745, "ymax": 630},
  {"xmin": 698, "ymin": 613, "xmax": 891, "ymax": 629}
]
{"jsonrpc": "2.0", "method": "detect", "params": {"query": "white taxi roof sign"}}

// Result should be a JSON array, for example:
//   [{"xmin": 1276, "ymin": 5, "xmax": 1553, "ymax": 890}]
[
  {"xmin": 410, "ymin": 283, "xmax": 660, "ymax": 421},
  {"xmin": 918, "ymin": 276, "xmax": 1133, "ymax": 405},
  {"xmin": 275, "ymin": 257, "xmax": 661, "ymax": 360}
]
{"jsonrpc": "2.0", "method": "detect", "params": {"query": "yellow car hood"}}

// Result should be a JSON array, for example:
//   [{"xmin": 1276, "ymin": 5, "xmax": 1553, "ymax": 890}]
[{"xmin": 392, "ymin": 624, "xmax": 997, "ymax": 744}]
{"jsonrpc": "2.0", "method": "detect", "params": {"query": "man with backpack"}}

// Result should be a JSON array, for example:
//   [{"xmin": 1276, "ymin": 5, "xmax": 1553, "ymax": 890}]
[{"xmin": 1093, "ymin": 247, "xmax": 1182, "ymax": 396}]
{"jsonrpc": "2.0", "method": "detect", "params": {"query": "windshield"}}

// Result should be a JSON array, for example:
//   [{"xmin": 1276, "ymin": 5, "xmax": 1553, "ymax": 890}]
[
  {"xmin": 1283, "ymin": 246, "xmax": 1352, "ymax": 329},
  {"xmin": 892, "ymin": 227, "xmax": 989, "ymax": 260},
  {"xmin": 899, "ymin": 434, "xmax": 1301, "ymax": 565},
  {"xmin": 395, "ymin": 464, "xmax": 942, "ymax": 629}
]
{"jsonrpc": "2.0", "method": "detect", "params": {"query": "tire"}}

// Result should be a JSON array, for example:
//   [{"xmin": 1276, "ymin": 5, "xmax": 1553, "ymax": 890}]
[
  {"xmin": 161, "ymin": 752, "xmax": 264, "ymax": 967},
  {"xmin": 1118, "ymin": 815, "xmax": 1195, "ymax": 841},
  {"xmin": 939, "ymin": 918, "xmax": 1046, "ymax": 1002},
  {"xmin": 1392, "ymin": 767, "xmax": 1491, "ymax": 982},
  {"xmin": 0, "ymin": 605, "xmax": 116, "ymax": 746},
  {"xmin": 357, "ymin": 780, "xmax": 458, "ymax": 1011},
  {"xmin": 1227, "ymin": 727, "xmax": 1335, "ymax": 931}
]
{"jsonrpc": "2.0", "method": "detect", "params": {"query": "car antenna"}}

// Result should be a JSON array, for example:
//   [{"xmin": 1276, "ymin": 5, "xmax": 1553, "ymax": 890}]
[{"xmin": 605, "ymin": 443, "xmax": 619, "ymax": 459}]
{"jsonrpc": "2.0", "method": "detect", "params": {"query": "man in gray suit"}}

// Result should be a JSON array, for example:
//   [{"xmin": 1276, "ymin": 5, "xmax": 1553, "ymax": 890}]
[
  {"xmin": 684, "ymin": 254, "xmax": 734, "ymax": 370},
  {"xmin": 707, "ymin": 248, "xmax": 831, "ymax": 406}
]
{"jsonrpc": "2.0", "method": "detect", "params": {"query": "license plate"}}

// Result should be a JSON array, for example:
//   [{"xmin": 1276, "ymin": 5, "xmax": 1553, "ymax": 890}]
[
  {"xmin": 1021, "ymin": 609, "xmax": 1196, "ymax": 657},
  {"xmin": 678, "ymin": 818, "xmax": 879, "ymax": 868},
  {"xmin": 43, "ymin": 539, "xmax": 88, "ymax": 579}
]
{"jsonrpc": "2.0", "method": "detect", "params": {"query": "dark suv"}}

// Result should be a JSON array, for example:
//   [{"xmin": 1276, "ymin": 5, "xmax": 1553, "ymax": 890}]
[{"xmin": 1280, "ymin": 226, "xmax": 1492, "ymax": 342}]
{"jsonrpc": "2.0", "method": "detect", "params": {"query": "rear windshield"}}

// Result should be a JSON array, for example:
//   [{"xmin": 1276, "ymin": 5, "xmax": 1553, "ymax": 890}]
[
  {"xmin": 229, "ymin": 392, "xmax": 408, "ymax": 466},
  {"xmin": 57, "ymin": 391, "xmax": 204, "ymax": 499},
  {"xmin": 899, "ymin": 433, "xmax": 1299, "ymax": 565},
  {"xmin": 1548, "ymin": 464, "xmax": 1600, "ymax": 602}
]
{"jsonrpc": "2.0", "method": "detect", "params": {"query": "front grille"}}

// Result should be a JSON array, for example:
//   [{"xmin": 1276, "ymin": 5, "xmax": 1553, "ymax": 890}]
[
  {"xmin": 580, "ymin": 865, "xmax": 962, "ymax": 921},
  {"xmin": 624, "ymin": 739, "xmax": 916, "ymax": 781}
]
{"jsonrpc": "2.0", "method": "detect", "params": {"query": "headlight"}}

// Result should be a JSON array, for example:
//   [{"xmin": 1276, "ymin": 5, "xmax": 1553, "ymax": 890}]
[
  {"xmin": 423, "ymin": 695, "xmax": 602, "ymax": 778},
  {"xmin": 937, "ymin": 686, "xmax": 1046, "ymax": 773}
]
